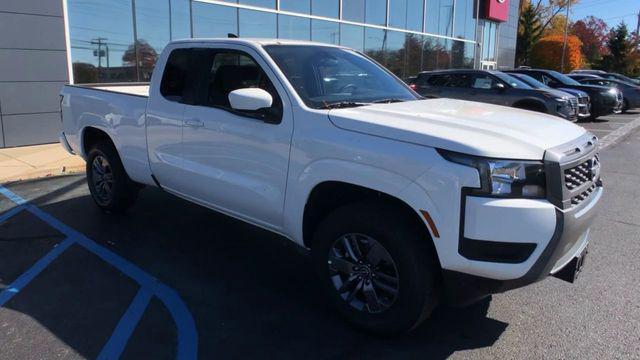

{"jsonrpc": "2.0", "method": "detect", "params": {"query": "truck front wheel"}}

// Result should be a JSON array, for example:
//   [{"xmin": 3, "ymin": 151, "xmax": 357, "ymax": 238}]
[
  {"xmin": 86, "ymin": 142, "xmax": 138, "ymax": 213},
  {"xmin": 312, "ymin": 202, "xmax": 440, "ymax": 334}
]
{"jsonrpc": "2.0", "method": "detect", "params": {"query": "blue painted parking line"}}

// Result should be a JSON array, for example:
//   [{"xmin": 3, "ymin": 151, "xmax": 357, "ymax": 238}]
[
  {"xmin": 98, "ymin": 287, "xmax": 154, "ymax": 360},
  {"xmin": 0, "ymin": 185, "xmax": 198, "ymax": 359}
]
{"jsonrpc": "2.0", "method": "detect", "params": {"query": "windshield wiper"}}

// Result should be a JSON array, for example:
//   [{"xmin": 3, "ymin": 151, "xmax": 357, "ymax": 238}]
[
  {"xmin": 370, "ymin": 98, "xmax": 406, "ymax": 104},
  {"xmin": 321, "ymin": 101, "xmax": 369, "ymax": 109}
]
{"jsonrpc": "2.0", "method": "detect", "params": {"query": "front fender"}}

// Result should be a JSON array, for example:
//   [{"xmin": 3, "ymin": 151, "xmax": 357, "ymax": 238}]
[{"xmin": 283, "ymin": 158, "xmax": 430, "ymax": 247}]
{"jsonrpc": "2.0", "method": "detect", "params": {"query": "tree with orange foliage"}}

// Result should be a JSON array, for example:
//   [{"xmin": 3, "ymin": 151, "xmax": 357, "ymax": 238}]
[{"xmin": 531, "ymin": 34, "xmax": 583, "ymax": 72}]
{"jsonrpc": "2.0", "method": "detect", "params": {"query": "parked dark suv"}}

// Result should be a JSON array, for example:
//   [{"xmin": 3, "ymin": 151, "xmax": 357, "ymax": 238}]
[
  {"xmin": 506, "ymin": 69, "xmax": 623, "ymax": 118},
  {"xmin": 509, "ymin": 72, "xmax": 592, "ymax": 119},
  {"xmin": 409, "ymin": 70, "xmax": 579, "ymax": 120}
]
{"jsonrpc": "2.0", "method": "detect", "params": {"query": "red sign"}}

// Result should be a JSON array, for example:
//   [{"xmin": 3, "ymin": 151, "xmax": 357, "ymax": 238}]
[{"xmin": 485, "ymin": 0, "xmax": 510, "ymax": 22}]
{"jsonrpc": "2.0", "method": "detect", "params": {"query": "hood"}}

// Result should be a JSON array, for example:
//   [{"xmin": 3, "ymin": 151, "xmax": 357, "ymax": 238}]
[
  {"xmin": 537, "ymin": 88, "xmax": 574, "ymax": 99},
  {"xmin": 328, "ymin": 99, "xmax": 587, "ymax": 160},
  {"xmin": 558, "ymin": 88, "xmax": 588, "ymax": 98}
]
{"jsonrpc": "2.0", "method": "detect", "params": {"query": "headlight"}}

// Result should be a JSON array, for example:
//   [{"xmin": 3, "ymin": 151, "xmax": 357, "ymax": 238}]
[{"xmin": 437, "ymin": 149, "xmax": 546, "ymax": 198}]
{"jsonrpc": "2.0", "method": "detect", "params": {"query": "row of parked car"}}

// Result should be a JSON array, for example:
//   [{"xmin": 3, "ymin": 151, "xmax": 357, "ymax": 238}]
[{"xmin": 407, "ymin": 68, "xmax": 640, "ymax": 121}]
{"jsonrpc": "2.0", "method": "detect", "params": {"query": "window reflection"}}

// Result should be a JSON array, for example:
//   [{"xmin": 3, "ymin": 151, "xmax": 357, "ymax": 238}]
[
  {"xmin": 452, "ymin": 41, "xmax": 475, "ymax": 68},
  {"xmin": 342, "ymin": 0, "xmax": 365, "ymax": 22},
  {"xmin": 340, "ymin": 24, "xmax": 365, "ymax": 51},
  {"xmin": 364, "ymin": 27, "xmax": 386, "ymax": 64},
  {"xmin": 425, "ymin": 0, "xmax": 453, "ymax": 36},
  {"xmin": 406, "ymin": 0, "xmax": 424, "ymax": 32},
  {"xmin": 404, "ymin": 34, "xmax": 424, "ymax": 76},
  {"xmin": 239, "ymin": 9, "xmax": 277, "ymax": 38},
  {"xmin": 280, "ymin": 0, "xmax": 310, "ymax": 14},
  {"xmin": 279, "ymin": 15, "xmax": 311, "ymax": 41},
  {"xmin": 312, "ymin": 0, "xmax": 339, "ymax": 18},
  {"xmin": 170, "ymin": 0, "xmax": 191, "ymax": 40},
  {"xmin": 384, "ymin": 31, "xmax": 406, "ymax": 77},
  {"xmin": 312, "ymin": 20, "xmax": 339, "ymax": 44},
  {"xmin": 192, "ymin": 3, "xmax": 238, "ymax": 38},
  {"xmin": 454, "ymin": 0, "xmax": 476, "ymax": 40},
  {"xmin": 365, "ymin": 0, "xmax": 386, "ymax": 25},
  {"xmin": 68, "ymin": 0, "xmax": 136, "ymax": 83},
  {"xmin": 135, "ymin": 0, "xmax": 169, "ymax": 80},
  {"xmin": 238, "ymin": 0, "xmax": 276, "ymax": 9}
]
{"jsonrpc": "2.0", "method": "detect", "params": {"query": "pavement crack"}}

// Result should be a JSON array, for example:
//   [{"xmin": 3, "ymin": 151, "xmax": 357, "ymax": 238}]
[{"xmin": 606, "ymin": 218, "xmax": 640, "ymax": 228}]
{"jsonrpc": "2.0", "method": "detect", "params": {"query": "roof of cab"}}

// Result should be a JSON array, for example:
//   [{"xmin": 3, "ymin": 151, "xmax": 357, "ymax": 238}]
[{"xmin": 169, "ymin": 37, "xmax": 347, "ymax": 48}]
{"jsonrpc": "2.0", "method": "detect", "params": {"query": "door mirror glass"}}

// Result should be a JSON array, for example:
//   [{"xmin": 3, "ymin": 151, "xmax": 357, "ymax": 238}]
[{"xmin": 228, "ymin": 88, "xmax": 273, "ymax": 111}]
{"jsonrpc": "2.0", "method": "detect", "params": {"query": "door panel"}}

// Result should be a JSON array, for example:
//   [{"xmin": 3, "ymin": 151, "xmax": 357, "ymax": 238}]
[
  {"xmin": 147, "ymin": 48, "xmax": 191, "ymax": 191},
  {"xmin": 178, "ymin": 46, "xmax": 293, "ymax": 229}
]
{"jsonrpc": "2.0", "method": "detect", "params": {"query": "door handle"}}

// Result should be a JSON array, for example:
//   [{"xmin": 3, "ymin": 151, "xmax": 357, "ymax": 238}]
[{"xmin": 184, "ymin": 118, "xmax": 204, "ymax": 127}]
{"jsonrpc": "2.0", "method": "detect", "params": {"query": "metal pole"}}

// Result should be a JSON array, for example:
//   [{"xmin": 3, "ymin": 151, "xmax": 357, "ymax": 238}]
[{"xmin": 560, "ymin": 1, "xmax": 571, "ymax": 73}]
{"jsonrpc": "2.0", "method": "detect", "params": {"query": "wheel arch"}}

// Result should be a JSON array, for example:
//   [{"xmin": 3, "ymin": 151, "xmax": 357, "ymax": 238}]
[
  {"xmin": 81, "ymin": 126, "xmax": 118, "ymax": 158},
  {"xmin": 301, "ymin": 181, "xmax": 439, "ymax": 267}
]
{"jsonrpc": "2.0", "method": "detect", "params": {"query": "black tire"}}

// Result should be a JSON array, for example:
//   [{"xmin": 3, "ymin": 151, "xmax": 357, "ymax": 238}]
[
  {"xmin": 311, "ymin": 202, "xmax": 440, "ymax": 334},
  {"xmin": 86, "ymin": 141, "xmax": 139, "ymax": 213},
  {"xmin": 622, "ymin": 99, "xmax": 629, "ymax": 113}
]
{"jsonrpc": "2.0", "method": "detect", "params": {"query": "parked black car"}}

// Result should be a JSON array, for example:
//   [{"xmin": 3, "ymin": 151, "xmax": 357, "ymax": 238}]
[
  {"xmin": 570, "ymin": 69, "xmax": 640, "ymax": 85},
  {"xmin": 566, "ymin": 73, "xmax": 604, "ymax": 82},
  {"xmin": 409, "ymin": 70, "xmax": 579, "ymax": 120},
  {"xmin": 509, "ymin": 72, "xmax": 591, "ymax": 119},
  {"xmin": 505, "ymin": 69, "xmax": 623, "ymax": 118},
  {"xmin": 576, "ymin": 78, "xmax": 640, "ymax": 112}
]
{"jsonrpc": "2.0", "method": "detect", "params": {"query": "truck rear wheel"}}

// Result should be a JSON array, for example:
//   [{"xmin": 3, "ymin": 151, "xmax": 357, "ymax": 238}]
[
  {"xmin": 86, "ymin": 142, "xmax": 138, "ymax": 213},
  {"xmin": 311, "ymin": 202, "xmax": 440, "ymax": 334}
]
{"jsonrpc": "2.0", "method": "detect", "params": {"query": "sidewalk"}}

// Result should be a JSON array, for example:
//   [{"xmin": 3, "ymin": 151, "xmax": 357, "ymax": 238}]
[{"xmin": 0, "ymin": 143, "xmax": 85, "ymax": 184}]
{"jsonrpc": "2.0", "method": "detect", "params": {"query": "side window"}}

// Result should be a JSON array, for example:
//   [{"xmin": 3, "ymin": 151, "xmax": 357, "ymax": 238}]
[
  {"xmin": 427, "ymin": 75, "xmax": 454, "ymax": 87},
  {"xmin": 450, "ymin": 74, "xmax": 473, "ymax": 88},
  {"xmin": 542, "ymin": 74, "xmax": 559, "ymax": 87},
  {"xmin": 471, "ymin": 74, "xmax": 497, "ymax": 89},
  {"xmin": 205, "ymin": 51, "xmax": 281, "ymax": 111},
  {"xmin": 527, "ymin": 72, "xmax": 545, "ymax": 83},
  {"xmin": 160, "ymin": 49, "xmax": 192, "ymax": 103}
]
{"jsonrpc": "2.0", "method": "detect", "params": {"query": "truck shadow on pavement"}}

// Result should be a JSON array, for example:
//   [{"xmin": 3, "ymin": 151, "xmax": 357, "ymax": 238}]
[{"xmin": 0, "ymin": 176, "xmax": 507, "ymax": 359}]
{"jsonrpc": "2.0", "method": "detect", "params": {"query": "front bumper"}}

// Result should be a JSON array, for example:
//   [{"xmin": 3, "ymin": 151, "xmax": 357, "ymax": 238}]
[{"xmin": 442, "ymin": 184, "xmax": 602, "ymax": 305}]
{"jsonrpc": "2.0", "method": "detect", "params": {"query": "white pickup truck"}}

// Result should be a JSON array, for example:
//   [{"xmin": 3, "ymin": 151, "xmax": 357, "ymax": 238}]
[{"xmin": 60, "ymin": 39, "xmax": 602, "ymax": 333}]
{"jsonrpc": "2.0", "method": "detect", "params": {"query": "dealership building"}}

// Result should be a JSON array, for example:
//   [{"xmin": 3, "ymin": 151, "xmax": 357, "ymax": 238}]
[{"xmin": 0, "ymin": 0, "xmax": 519, "ymax": 148}]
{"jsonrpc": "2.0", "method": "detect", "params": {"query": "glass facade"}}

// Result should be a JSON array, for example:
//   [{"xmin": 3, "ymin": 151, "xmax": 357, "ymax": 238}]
[{"xmin": 67, "ymin": 0, "xmax": 478, "ymax": 84}]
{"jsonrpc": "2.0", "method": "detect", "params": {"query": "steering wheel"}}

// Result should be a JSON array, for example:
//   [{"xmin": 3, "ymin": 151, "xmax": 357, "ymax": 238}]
[{"xmin": 338, "ymin": 83, "xmax": 358, "ymax": 94}]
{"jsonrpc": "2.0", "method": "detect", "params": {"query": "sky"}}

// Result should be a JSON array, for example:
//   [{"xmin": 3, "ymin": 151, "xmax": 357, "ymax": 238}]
[{"xmin": 570, "ymin": 0, "xmax": 639, "ymax": 31}]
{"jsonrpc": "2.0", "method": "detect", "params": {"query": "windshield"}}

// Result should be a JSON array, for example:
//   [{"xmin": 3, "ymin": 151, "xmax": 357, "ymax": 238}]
[
  {"xmin": 510, "ymin": 73, "xmax": 550, "ymax": 89},
  {"xmin": 264, "ymin": 45, "xmax": 419, "ymax": 109},
  {"xmin": 548, "ymin": 70, "xmax": 582, "ymax": 85},
  {"xmin": 491, "ymin": 72, "xmax": 532, "ymax": 89}
]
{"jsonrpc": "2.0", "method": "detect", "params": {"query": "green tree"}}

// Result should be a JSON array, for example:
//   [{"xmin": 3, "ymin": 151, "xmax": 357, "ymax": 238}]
[{"xmin": 599, "ymin": 22, "xmax": 633, "ymax": 74}]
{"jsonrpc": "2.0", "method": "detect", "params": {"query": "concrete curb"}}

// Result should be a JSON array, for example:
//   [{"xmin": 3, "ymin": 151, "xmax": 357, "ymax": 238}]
[
  {"xmin": 599, "ymin": 114, "xmax": 640, "ymax": 150},
  {"xmin": 0, "ymin": 161, "xmax": 85, "ymax": 185}
]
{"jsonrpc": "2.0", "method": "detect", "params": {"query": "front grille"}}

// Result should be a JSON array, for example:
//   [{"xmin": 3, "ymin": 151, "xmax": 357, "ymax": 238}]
[
  {"xmin": 545, "ymin": 133, "xmax": 601, "ymax": 209},
  {"xmin": 564, "ymin": 159, "xmax": 592, "ymax": 190},
  {"xmin": 571, "ymin": 183, "xmax": 597, "ymax": 206}
]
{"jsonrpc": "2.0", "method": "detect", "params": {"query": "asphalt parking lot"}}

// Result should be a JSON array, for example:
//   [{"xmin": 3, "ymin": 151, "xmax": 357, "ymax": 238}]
[{"xmin": 1, "ymin": 111, "xmax": 639, "ymax": 359}]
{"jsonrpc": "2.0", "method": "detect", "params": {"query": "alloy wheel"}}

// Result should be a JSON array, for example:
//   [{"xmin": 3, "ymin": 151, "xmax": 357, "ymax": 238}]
[{"xmin": 327, "ymin": 233, "xmax": 400, "ymax": 314}]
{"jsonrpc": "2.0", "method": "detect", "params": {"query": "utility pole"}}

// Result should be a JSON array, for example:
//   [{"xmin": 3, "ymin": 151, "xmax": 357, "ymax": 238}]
[
  {"xmin": 91, "ymin": 37, "xmax": 108, "ymax": 81},
  {"xmin": 560, "ymin": 1, "xmax": 572, "ymax": 73},
  {"xmin": 636, "ymin": 9, "xmax": 640, "ymax": 49}
]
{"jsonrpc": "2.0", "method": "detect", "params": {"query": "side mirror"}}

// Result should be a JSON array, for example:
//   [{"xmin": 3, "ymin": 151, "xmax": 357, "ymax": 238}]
[
  {"xmin": 228, "ymin": 88, "xmax": 273, "ymax": 111},
  {"xmin": 493, "ymin": 82, "xmax": 506, "ymax": 91}
]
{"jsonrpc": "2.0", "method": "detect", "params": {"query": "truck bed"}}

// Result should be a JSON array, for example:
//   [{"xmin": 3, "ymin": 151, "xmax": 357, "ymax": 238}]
[
  {"xmin": 60, "ymin": 83, "xmax": 153, "ymax": 186},
  {"xmin": 69, "ymin": 83, "xmax": 150, "ymax": 97}
]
